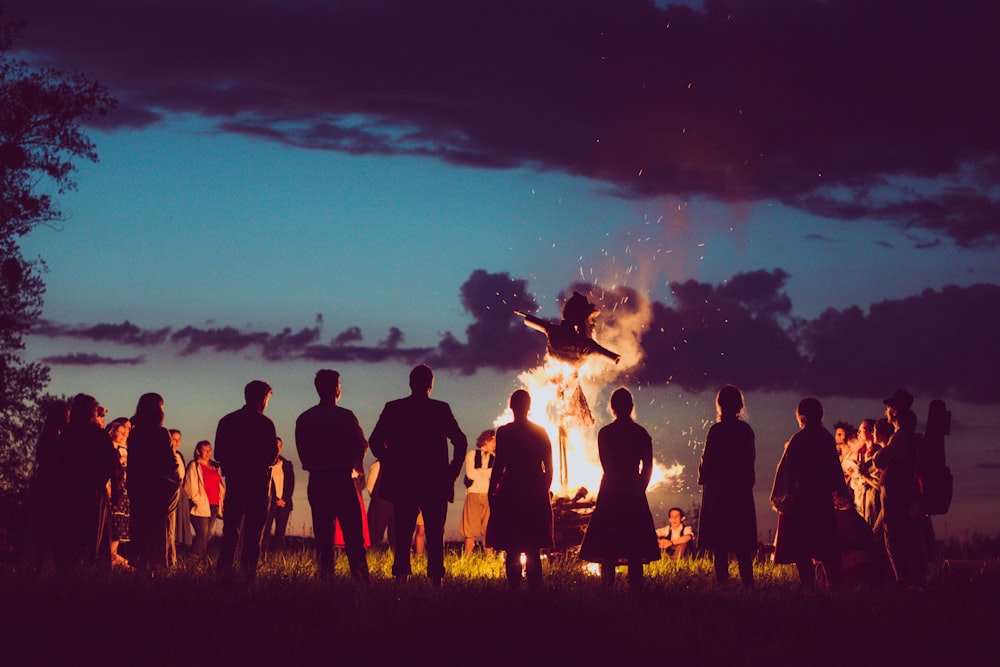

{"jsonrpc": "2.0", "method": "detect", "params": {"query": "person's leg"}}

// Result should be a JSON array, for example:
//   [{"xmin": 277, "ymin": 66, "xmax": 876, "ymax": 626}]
[
  {"xmin": 525, "ymin": 550, "xmax": 543, "ymax": 589},
  {"xmin": 262, "ymin": 505, "xmax": 276, "ymax": 552},
  {"xmin": 391, "ymin": 499, "xmax": 419, "ymax": 580},
  {"xmin": 736, "ymin": 549, "xmax": 755, "ymax": 588},
  {"xmin": 217, "ymin": 479, "xmax": 244, "ymax": 576},
  {"xmin": 505, "ymin": 550, "xmax": 523, "ymax": 589},
  {"xmin": 713, "ymin": 549, "xmax": 730, "ymax": 584},
  {"xmin": 273, "ymin": 509, "xmax": 290, "ymax": 551},
  {"xmin": 882, "ymin": 519, "xmax": 905, "ymax": 585},
  {"xmin": 601, "ymin": 560, "xmax": 617, "ymax": 587},
  {"xmin": 166, "ymin": 508, "xmax": 177, "ymax": 567},
  {"xmin": 627, "ymin": 559, "xmax": 644, "ymax": 589},
  {"xmin": 822, "ymin": 553, "xmax": 843, "ymax": 591},
  {"xmin": 239, "ymin": 479, "xmax": 271, "ymax": 581},
  {"xmin": 335, "ymin": 480, "xmax": 369, "ymax": 582},
  {"xmin": 309, "ymin": 479, "xmax": 336, "ymax": 575},
  {"xmin": 796, "ymin": 559, "xmax": 816, "ymax": 588},
  {"xmin": 421, "ymin": 498, "xmax": 448, "ymax": 583},
  {"xmin": 367, "ymin": 497, "xmax": 390, "ymax": 548},
  {"xmin": 191, "ymin": 515, "xmax": 209, "ymax": 557},
  {"xmin": 414, "ymin": 521, "xmax": 426, "ymax": 555}
]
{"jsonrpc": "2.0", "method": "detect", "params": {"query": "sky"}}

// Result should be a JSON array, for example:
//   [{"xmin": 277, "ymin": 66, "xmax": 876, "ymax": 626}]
[{"xmin": 6, "ymin": 0, "xmax": 1000, "ymax": 542}]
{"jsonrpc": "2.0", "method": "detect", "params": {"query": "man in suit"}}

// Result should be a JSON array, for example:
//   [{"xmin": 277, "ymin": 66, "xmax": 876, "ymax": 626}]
[
  {"xmin": 369, "ymin": 364, "xmax": 467, "ymax": 586},
  {"xmin": 265, "ymin": 437, "xmax": 295, "ymax": 552},
  {"xmin": 295, "ymin": 369, "xmax": 369, "ymax": 581},
  {"xmin": 214, "ymin": 380, "xmax": 278, "ymax": 583}
]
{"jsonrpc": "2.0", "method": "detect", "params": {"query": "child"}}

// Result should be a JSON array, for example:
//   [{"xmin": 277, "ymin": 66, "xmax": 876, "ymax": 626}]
[{"xmin": 656, "ymin": 507, "xmax": 696, "ymax": 560}]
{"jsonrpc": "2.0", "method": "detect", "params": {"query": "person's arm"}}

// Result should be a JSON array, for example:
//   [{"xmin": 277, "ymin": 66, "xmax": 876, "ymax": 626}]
[
  {"xmin": 284, "ymin": 459, "xmax": 295, "ymax": 503},
  {"xmin": 639, "ymin": 428, "xmax": 653, "ymax": 490},
  {"xmin": 214, "ymin": 418, "xmax": 228, "ymax": 471},
  {"xmin": 261, "ymin": 421, "xmax": 279, "ymax": 469},
  {"xmin": 445, "ymin": 406, "xmax": 468, "ymax": 482},
  {"xmin": 368, "ymin": 406, "xmax": 390, "ymax": 461},
  {"xmin": 698, "ymin": 427, "xmax": 716, "ymax": 486},
  {"xmin": 770, "ymin": 441, "xmax": 792, "ymax": 512},
  {"xmin": 183, "ymin": 460, "xmax": 199, "ymax": 502},
  {"xmin": 350, "ymin": 413, "xmax": 368, "ymax": 476},
  {"xmin": 488, "ymin": 433, "xmax": 504, "ymax": 500},
  {"xmin": 541, "ymin": 428, "xmax": 554, "ymax": 491},
  {"xmin": 466, "ymin": 450, "xmax": 490, "ymax": 485}
]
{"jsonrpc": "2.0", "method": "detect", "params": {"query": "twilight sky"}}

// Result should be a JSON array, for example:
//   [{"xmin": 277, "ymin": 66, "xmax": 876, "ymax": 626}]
[{"xmin": 8, "ymin": 0, "xmax": 1000, "ymax": 540}]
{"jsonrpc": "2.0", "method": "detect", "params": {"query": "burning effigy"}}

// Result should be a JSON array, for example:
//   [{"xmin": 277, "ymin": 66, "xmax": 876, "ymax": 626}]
[{"xmin": 515, "ymin": 292, "xmax": 620, "ymax": 490}]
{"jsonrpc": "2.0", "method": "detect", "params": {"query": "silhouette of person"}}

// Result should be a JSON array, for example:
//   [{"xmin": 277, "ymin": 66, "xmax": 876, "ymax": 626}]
[
  {"xmin": 461, "ymin": 429, "xmax": 496, "ymax": 555},
  {"xmin": 579, "ymin": 387, "xmax": 660, "ymax": 589},
  {"xmin": 295, "ymin": 369, "xmax": 369, "ymax": 581},
  {"xmin": 183, "ymin": 440, "xmax": 224, "ymax": 558},
  {"xmin": 698, "ymin": 385, "xmax": 757, "ymax": 587},
  {"xmin": 53, "ymin": 394, "xmax": 119, "ymax": 569},
  {"xmin": 106, "ymin": 417, "xmax": 132, "ymax": 568},
  {"xmin": 487, "ymin": 389, "xmax": 554, "ymax": 590},
  {"xmin": 214, "ymin": 380, "xmax": 278, "ymax": 583},
  {"xmin": 127, "ymin": 393, "xmax": 182, "ymax": 574},
  {"xmin": 516, "ymin": 291, "xmax": 620, "ymax": 366},
  {"xmin": 167, "ymin": 428, "xmax": 193, "ymax": 565},
  {"xmin": 656, "ymin": 507, "xmax": 696, "ymax": 560},
  {"xmin": 365, "ymin": 459, "xmax": 394, "ymax": 549},
  {"xmin": 871, "ymin": 389, "xmax": 926, "ymax": 589},
  {"xmin": 265, "ymin": 437, "xmax": 295, "ymax": 551},
  {"xmin": 853, "ymin": 418, "xmax": 883, "ymax": 528},
  {"xmin": 369, "ymin": 364, "xmax": 468, "ymax": 586},
  {"xmin": 770, "ymin": 397, "xmax": 851, "ymax": 590}
]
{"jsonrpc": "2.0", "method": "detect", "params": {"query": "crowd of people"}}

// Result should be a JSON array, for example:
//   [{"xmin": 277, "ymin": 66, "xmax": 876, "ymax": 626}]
[{"xmin": 19, "ymin": 364, "xmax": 936, "ymax": 592}]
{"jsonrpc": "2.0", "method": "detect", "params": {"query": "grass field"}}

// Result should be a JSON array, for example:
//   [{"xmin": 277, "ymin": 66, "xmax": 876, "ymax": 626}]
[{"xmin": 2, "ymin": 547, "xmax": 996, "ymax": 666}]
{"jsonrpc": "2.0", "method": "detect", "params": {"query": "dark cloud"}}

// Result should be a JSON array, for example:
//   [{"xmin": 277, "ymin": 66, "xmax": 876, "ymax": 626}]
[
  {"xmin": 378, "ymin": 327, "xmax": 404, "ymax": 350},
  {"xmin": 40, "ymin": 353, "xmax": 145, "ymax": 366},
  {"xmin": 170, "ymin": 325, "xmax": 271, "ymax": 355},
  {"xmin": 32, "ymin": 319, "xmax": 171, "ymax": 346},
  {"xmin": 798, "ymin": 283, "xmax": 1000, "ymax": 404},
  {"xmin": 427, "ymin": 269, "xmax": 545, "ymax": 374},
  {"xmin": 332, "ymin": 326, "xmax": 363, "ymax": 346},
  {"xmin": 634, "ymin": 269, "xmax": 805, "ymax": 393},
  {"xmin": 261, "ymin": 327, "xmax": 322, "ymax": 360},
  {"xmin": 28, "ymin": 272, "xmax": 1000, "ymax": 403},
  {"xmin": 8, "ymin": 0, "xmax": 999, "ymax": 246}
]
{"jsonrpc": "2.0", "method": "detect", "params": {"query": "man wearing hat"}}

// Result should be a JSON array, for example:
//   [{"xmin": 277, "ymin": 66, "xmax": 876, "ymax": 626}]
[
  {"xmin": 883, "ymin": 389, "xmax": 914, "ymax": 414},
  {"xmin": 871, "ymin": 388, "xmax": 926, "ymax": 589}
]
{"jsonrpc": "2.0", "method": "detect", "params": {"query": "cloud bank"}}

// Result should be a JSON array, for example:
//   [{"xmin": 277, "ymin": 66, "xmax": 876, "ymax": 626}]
[
  {"xmin": 33, "ymin": 269, "xmax": 1000, "ymax": 404},
  {"xmin": 8, "ymin": 0, "xmax": 999, "ymax": 247}
]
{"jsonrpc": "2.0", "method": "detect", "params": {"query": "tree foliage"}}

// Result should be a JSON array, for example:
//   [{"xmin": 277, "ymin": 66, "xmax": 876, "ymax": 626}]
[{"xmin": 0, "ymin": 17, "xmax": 115, "ymax": 556}]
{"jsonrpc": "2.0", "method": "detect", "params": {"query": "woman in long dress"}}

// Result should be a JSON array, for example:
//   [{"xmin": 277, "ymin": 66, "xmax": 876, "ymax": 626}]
[
  {"xmin": 53, "ymin": 394, "xmax": 119, "ymax": 569},
  {"xmin": 107, "ymin": 417, "xmax": 132, "ymax": 568},
  {"xmin": 487, "ymin": 389, "xmax": 554, "ymax": 590},
  {"xmin": 770, "ymin": 397, "xmax": 850, "ymax": 589},
  {"xmin": 579, "ymin": 387, "xmax": 660, "ymax": 589},
  {"xmin": 698, "ymin": 385, "xmax": 758, "ymax": 587},
  {"xmin": 127, "ymin": 393, "xmax": 182, "ymax": 573}
]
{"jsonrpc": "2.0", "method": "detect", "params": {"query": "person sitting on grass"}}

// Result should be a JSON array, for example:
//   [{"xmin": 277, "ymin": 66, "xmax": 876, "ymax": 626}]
[{"xmin": 656, "ymin": 507, "xmax": 696, "ymax": 560}]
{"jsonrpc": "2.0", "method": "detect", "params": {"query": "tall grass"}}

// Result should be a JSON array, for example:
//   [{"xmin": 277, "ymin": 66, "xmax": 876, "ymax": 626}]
[{"xmin": 2, "ymin": 548, "xmax": 995, "ymax": 666}]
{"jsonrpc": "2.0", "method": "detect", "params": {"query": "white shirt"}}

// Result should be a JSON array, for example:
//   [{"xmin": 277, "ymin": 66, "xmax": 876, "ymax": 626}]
[
  {"xmin": 270, "ymin": 458, "xmax": 285, "ymax": 499},
  {"xmin": 464, "ymin": 448, "xmax": 494, "ymax": 494}
]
